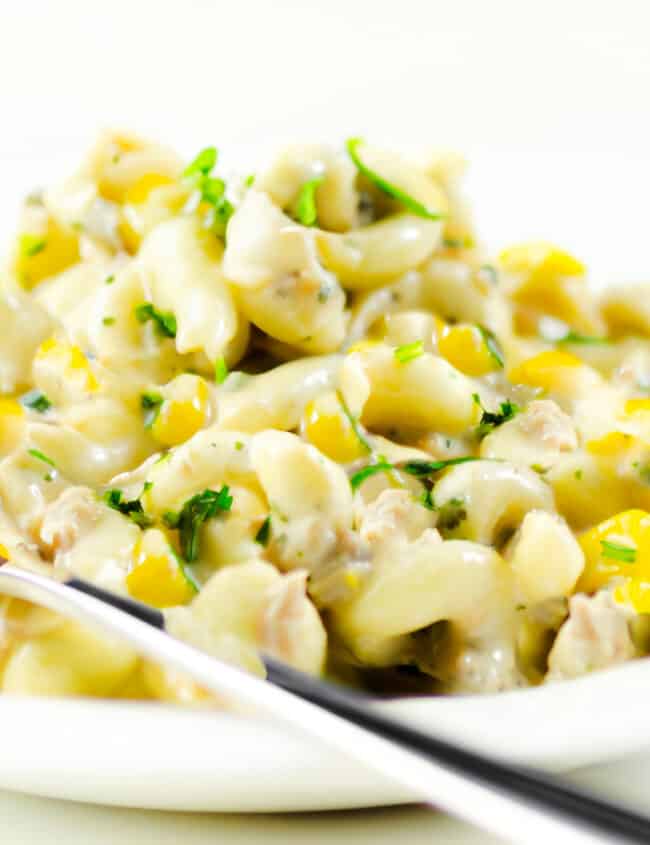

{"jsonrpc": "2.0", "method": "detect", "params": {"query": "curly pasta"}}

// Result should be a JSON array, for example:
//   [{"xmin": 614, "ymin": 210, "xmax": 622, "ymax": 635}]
[{"xmin": 1, "ymin": 132, "xmax": 650, "ymax": 701}]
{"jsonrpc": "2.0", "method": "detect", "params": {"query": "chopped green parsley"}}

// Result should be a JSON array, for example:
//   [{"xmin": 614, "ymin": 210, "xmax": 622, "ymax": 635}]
[
  {"xmin": 349, "ymin": 458, "xmax": 395, "ymax": 491},
  {"xmin": 163, "ymin": 486, "xmax": 233, "ymax": 562},
  {"xmin": 183, "ymin": 146, "xmax": 234, "ymax": 239},
  {"xmin": 477, "ymin": 325, "xmax": 505, "ymax": 368},
  {"xmin": 600, "ymin": 539, "xmax": 636, "ymax": 564},
  {"xmin": 293, "ymin": 176, "xmax": 323, "ymax": 227},
  {"xmin": 346, "ymin": 138, "xmax": 444, "ymax": 220},
  {"xmin": 255, "ymin": 515, "xmax": 272, "ymax": 546},
  {"xmin": 104, "ymin": 488, "xmax": 153, "ymax": 528},
  {"xmin": 394, "ymin": 340, "xmax": 424, "ymax": 364},
  {"xmin": 141, "ymin": 392, "xmax": 164, "ymax": 429},
  {"xmin": 473, "ymin": 393, "xmax": 520, "ymax": 439},
  {"xmin": 557, "ymin": 330, "xmax": 610, "ymax": 345},
  {"xmin": 20, "ymin": 234, "xmax": 47, "ymax": 258},
  {"xmin": 135, "ymin": 303, "xmax": 177, "ymax": 338},
  {"xmin": 21, "ymin": 390, "xmax": 51, "ymax": 413},
  {"xmin": 215, "ymin": 356, "xmax": 229, "ymax": 385},
  {"xmin": 27, "ymin": 448, "xmax": 56, "ymax": 468}
]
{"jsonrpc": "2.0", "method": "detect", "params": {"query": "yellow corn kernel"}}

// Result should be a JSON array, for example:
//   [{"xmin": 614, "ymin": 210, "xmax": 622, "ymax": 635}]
[
  {"xmin": 14, "ymin": 218, "xmax": 80, "ymax": 289},
  {"xmin": 0, "ymin": 398, "xmax": 25, "ymax": 454},
  {"xmin": 614, "ymin": 579, "xmax": 650, "ymax": 614},
  {"xmin": 0, "ymin": 542, "xmax": 9, "ymax": 559},
  {"xmin": 123, "ymin": 173, "xmax": 175, "ymax": 205},
  {"xmin": 301, "ymin": 393, "xmax": 368, "ymax": 463},
  {"xmin": 586, "ymin": 432, "xmax": 635, "ymax": 457},
  {"xmin": 499, "ymin": 242, "xmax": 585, "ymax": 281},
  {"xmin": 509, "ymin": 350, "xmax": 583, "ymax": 393},
  {"xmin": 625, "ymin": 398, "xmax": 650, "ymax": 415},
  {"xmin": 118, "ymin": 173, "xmax": 177, "ymax": 253},
  {"xmin": 438, "ymin": 324, "xmax": 501, "ymax": 377},
  {"xmin": 151, "ymin": 375, "xmax": 210, "ymax": 447},
  {"xmin": 126, "ymin": 531, "xmax": 196, "ymax": 609},
  {"xmin": 498, "ymin": 242, "xmax": 598, "ymax": 331},
  {"xmin": 35, "ymin": 337, "xmax": 99, "ymax": 394},
  {"xmin": 578, "ymin": 509, "xmax": 650, "ymax": 597}
]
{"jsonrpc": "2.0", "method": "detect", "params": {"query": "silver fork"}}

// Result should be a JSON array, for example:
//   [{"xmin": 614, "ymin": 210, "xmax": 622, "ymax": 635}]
[{"xmin": 0, "ymin": 560, "xmax": 647, "ymax": 845}]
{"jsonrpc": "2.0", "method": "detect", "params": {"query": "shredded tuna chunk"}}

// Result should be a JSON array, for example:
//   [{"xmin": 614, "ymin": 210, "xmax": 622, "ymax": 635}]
[
  {"xmin": 38, "ymin": 486, "xmax": 101, "ymax": 558},
  {"xmin": 519, "ymin": 400, "xmax": 578, "ymax": 452},
  {"xmin": 358, "ymin": 488, "xmax": 437, "ymax": 548},
  {"xmin": 546, "ymin": 591, "xmax": 636, "ymax": 681}
]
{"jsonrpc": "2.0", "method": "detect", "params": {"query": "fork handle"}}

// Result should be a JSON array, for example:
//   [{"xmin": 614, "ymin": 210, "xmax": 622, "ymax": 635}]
[{"xmin": 0, "ymin": 564, "xmax": 647, "ymax": 844}]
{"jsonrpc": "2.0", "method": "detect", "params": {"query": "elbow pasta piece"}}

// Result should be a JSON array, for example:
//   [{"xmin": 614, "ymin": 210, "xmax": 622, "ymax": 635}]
[
  {"xmin": 2, "ymin": 620, "xmax": 139, "ymax": 697},
  {"xmin": 480, "ymin": 399, "xmax": 578, "ymax": 470},
  {"xmin": 257, "ymin": 143, "xmax": 359, "ymax": 232},
  {"xmin": 340, "ymin": 342, "xmax": 478, "ymax": 434},
  {"xmin": 25, "ymin": 405, "xmax": 156, "ymax": 486},
  {"xmin": 316, "ymin": 145, "xmax": 446, "ymax": 289},
  {"xmin": 137, "ymin": 216, "xmax": 248, "ymax": 365},
  {"xmin": 217, "ymin": 355, "xmax": 342, "ymax": 433},
  {"xmin": 433, "ymin": 460, "xmax": 555, "ymax": 545},
  {"xmin": 168, "ymin": 561, "xmax": 327, "ymax": 676},
  {"xmin": 421, "ymin": 150, "xmax": 476, "ymax": 249},
  {"xmin": 142, "ymin": 429, "xmax": 260, "ymax": 517},
  {"xmin": 506, "ymin": 510, "xmax": 585, "ymax": 605},
  {"xmin": 250, "ymin": 430, "xmax": 352, "ymax": 528},
  {"xmin": 223, "ymin": 190, "xmax": 346, "ymax": 353},
  {"xmin": 420, "ymin": 257, "xmax": 512, "ymax": 339},
  {"xmin": 0, "ymin": 287, "xmax": 56, "ymax": 394},
  {"xmin": 333, "ymin": 538, "xmax": 515, "ymax": 667},
  {"xmin": 3, "ymin": 133, "xmax": 650, "ymax": 701}
]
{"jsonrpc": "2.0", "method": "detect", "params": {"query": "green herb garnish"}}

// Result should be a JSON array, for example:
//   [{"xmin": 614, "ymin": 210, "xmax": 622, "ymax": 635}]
[
  {"xmin": 163, "ymin": 487, "xmax": 233, "ymax": 562},
  {"xmin": 293, "ymin": 177, "xmax": 323, "ymax": 227},
  {"xmin": 141, "ymin": 392, "xmax": 164, "ymax": 429},
  {"xmin": 557, "ymin": 330, "xmax": 610, "ymax": 346},
  {"xmin": 601, "ymin": 539, "xmax": 637, "ymax": 564},
  {"xmin": 401, "ymin": 456, "xmax": 479, "ymax": 477},
  {"xmin": 105, "ymin": 274, "xmax": 115, "ymax": 285},
  {"xmin": 135, "ymin": 303, "xmax": 177, "ymax": 338},
  {"xmin": 21, "ymin": 390, "xmax": 51, "ymax": 413},
  {"xmin": 215, "ymin": 356, "xmax": 229, "ymax": 385},
  {"xmin": 255, "ymin": 515, "xmax": 272, "ymax": 546},
  {"xmin": 20, "ymin": 235, "xmax": 47, "ymax": 257},
  {"xmin": 349, "ymin": 458, "xmax": 395, "ymax": 491},
  {"xmin": 394, "ymin": 340, "xmax": 424, "ymax": 364},
  {"xmin": 183, "ymin": 147, "xmax": 218, "ymax": 178},
  {"xmin": 473, "ymin": 393, "xmax": 520, "ymax": 439},
  {"xmin": 346, "ymin": 138, "xmax": 444, "ymax": 220},
  {"xmin": 420, "ymin": 488, "xmax": 436, "ymax": 510},
  {"xmin": 102, "ymin": 316, "xmax": 116, "ymax": 326},
  {"xmin": 337, "ymin": 391, "xmax": 373, "ymax": 454},
  {"xmin": 244, "ymin": 174, "xmax": 255, "ymax": 187},
  {"xmin": 103, "ymin": 489, "xmax": 153, "ymax": 528},
  {"xmin": 28, "ymin": 448, "xmax": 56, "ymax": 468},
  {"xmin": 183, "ymin": 146, "xmax": 234, "ymax": 238},
  {"xmin": 477, "ymin": 325, "xmax": 505, "ymax": 368}
]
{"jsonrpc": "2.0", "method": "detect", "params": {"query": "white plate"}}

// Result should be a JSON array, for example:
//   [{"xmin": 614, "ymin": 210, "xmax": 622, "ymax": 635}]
[
  {"xmin": 1, "ymin": 658, "xmax": 650, "ymax": 812},
  {"xmin": 2, "ymin": 0, "xmax": 650, "ymax": 819}
]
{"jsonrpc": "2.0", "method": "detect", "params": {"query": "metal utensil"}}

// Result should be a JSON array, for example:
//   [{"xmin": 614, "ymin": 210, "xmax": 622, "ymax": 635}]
[{"xmin": 0, "ymin": 561, "xmax": 647, "ymax": 844}]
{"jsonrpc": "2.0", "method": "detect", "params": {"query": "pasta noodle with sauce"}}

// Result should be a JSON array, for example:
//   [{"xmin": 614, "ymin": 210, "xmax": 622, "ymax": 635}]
[{"xmin": 1, "ymin": 130, "xmax": 650, "ymax": 702}]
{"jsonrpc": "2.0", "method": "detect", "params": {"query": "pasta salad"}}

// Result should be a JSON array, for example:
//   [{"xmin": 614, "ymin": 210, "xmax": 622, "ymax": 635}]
[{"xmin": 1, "ymin": 132, "xmax": 650, "ymax": 701}]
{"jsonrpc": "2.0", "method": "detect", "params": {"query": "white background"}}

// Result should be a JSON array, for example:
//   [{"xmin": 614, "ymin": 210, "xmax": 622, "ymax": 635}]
[
  {"xmin": 2, "ymin": 0, "xmax": 650, "ymax": 281},
  {"xmin": 1, "ymin": 1, "xmax": 650, "ymax": 842}
]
